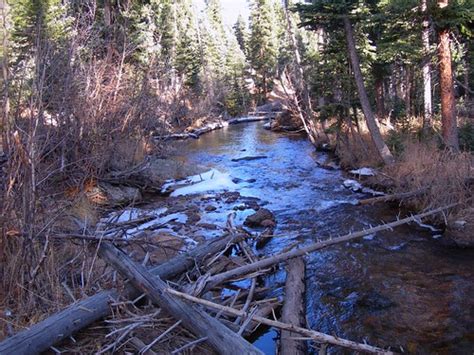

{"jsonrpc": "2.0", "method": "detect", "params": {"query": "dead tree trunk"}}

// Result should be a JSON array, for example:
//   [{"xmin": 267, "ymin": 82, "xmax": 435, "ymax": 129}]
[
  {"xmin": 202, "ymin": 204, "xmax": 456, "ymax": 292},
  {"xmin": 0, "ymin": 233, "xmax": 244, "ymax": 355},
  {"xmin": 342, "ymin": 16, "xmax": 395, "ymax": 165},
  {"xmin": 98, "ymin": 242, "xmax": 263, "ymax": 355},
  {"xmin": 280, "ymin": 257, "xmax": 306, "ymax": 355}
]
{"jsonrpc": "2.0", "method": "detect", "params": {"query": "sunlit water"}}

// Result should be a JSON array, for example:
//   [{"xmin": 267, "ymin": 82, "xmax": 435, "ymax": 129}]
[{"xmin": 165, "ymin": 122, "xmax": 474, "ymax": 354}]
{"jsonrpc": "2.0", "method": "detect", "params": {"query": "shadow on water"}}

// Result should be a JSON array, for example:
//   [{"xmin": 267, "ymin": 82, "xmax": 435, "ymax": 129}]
[{"xmin": 169, "ymin": 122, "xmax": 474, "ymax": 354}]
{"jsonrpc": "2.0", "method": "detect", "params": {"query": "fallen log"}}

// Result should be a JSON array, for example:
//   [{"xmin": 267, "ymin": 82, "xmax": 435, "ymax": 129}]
[
  {"xmin": 166, "ymin": 288, "xmax": 393, "ymax": 354},
  {"xmin": 98, "ymin": 242, "xmax": 263, "ymax": 355},
  {"xmin": 358, "ymin": 188, "xmax": 428, "ymax": 205},
  {"xmin": 202, "ymin": 204, "xmax": 457, "ymax": 292},
  {"xmin": 280, "ymin": 257, "xmax": 306, "ymax": 355},
  {"xmin": 0, "ymin": 233, "xmax": 244, "ymax": 355}
]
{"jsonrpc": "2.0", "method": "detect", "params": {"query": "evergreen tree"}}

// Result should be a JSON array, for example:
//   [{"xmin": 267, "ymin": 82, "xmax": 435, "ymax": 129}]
[
  {"xmin": 224, "ymin": 33, "xmax": 249, "ymax": 115},
  {"xmin": 233, "ymin": 14, "xmax": 248, "ymax": 55},
  {"xmin": 248, "ymin": 0, "xmax": 278, "ymax": 100}
]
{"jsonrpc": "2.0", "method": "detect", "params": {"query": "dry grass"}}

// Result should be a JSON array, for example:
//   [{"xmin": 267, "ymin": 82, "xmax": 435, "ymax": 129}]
[{"xmin": 383, "ymin": 140, "xmax": 473, "ymax": 220}]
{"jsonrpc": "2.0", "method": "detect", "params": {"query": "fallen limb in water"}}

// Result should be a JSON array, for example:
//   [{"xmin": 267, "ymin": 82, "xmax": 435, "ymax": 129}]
[
  {"xmin": 202, "ymin": 204, "xmax": 457, "ymax": 292},
  {"xmin": 280, "ymin": 257, "xmax": 307, "ymax": 355},
  {"xmin": 358, "ymin": 188, "xmax": 428, "ymax": 205},
  {"xmin": 166, "ymin": 288, "xmax": 393, "ymax": 354},
  {"xmin": 98, "ymin": 242, "xmax": 263, "ymax": 355}
]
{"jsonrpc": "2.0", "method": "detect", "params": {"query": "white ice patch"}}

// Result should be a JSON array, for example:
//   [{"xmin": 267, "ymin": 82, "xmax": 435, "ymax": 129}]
[
  {"xmin": 349, "ymin": 167, "xmax": 376, "ymax": 176},
  {"xmin": 165, "ymin": 169, "xmax": 239, "ymax": 197},
  {"xmin": 343, "ymin": 179, "xmax": 363, "ymax": 192},
  {"xmin": 343, "ymin": 179, "xmax": 385, "ymax": 196},
  {"xmin": 101, "ymin": 207, "xmax": 189, "ymax": 239}
]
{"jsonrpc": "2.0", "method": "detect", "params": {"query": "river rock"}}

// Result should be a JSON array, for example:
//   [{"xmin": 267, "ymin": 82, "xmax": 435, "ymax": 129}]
[
  {"xmin": 205, "ymin": 205, "xmax": 217, "ymax": 212},
  {"xmin": 88, "ymin": 183, "xmax": 142, "ymax": 206},
  {"xmin": 244, "ymin": 208, "xmax": 275, "ymax": 227}
]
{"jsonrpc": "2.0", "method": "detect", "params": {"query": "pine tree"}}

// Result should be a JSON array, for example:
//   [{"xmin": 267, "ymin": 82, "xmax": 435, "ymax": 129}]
[
  {"xmin": 224, "ymin": 33, "xmax": 249, "ymax": 116},
  {"xmin": 248, "ymin": 0, "xmax": 278, "ymax": 100},
  {"xmin": 233, "ymin": 14, "xmax": 248, "ymax": 55}
]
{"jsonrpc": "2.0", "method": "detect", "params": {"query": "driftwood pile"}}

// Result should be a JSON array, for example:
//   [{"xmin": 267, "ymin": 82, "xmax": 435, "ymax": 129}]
[{"xmin": 0, "ymin": 205, "xmax": 455, "ymax": 354}]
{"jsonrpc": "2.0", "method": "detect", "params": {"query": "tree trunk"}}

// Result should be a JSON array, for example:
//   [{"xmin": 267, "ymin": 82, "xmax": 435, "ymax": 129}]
[
  {"xmin": 98, "ymin": 242, "xmax": 263, "ymax": 355},
  {"xmin": 421, "ymin": 0, "xmax": 433, "ymax": 129},
  {"xmin": 342, "ymin": 16, "xmax": 394, "ymax": 165},
  {"xmin": 280, "ymin": 257, "xmax": 306, "ymax": 355},
  {"xmin": 0, "ymin": 0, "xmax": 10, "ymax": 154},
  {"xmin": 374, "ymin": 77, "xmax": 385, "ymax": 120},
  {"xmin": 437, "ymin": 22, "xmax": 459, "ymax": 150},
  {"xmin": 405, "ymin": 66, "xmax": 413, "ymax": 117}
]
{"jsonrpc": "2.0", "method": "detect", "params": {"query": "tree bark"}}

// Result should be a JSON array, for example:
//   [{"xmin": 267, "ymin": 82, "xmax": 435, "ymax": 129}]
[
  {"xmin": 421, "ymin": 0, "xmax": 433, "ymax": 129},
  {"xmin": 342, "ymin": 16, "xmax": 394, "ymax": 165},
  {"xmin": 437, "ymin": 3, "xmax": 459, "ymax": 150},
  {"xmin": 280, "ymin": 257, "xmax": 306, "ymax": 355},
  {"xmin": 98, "ymin": 242, "xmax": 263, "ymax": 355}
]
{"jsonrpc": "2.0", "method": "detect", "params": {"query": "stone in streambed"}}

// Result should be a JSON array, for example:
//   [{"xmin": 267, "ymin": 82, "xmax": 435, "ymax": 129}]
[
  {"xmin": 205, "ymin": 205, "xmax": 217, "ymax": 212},
  {"xmin": 244, "ymin": 208, "xmax": 275, "ymax": 227}
]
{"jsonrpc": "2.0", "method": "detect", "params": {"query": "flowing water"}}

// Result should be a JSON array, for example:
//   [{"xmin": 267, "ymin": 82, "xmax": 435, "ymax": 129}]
[{"xmin": 162, "ymin": 122, "xmax": 473, "ymax": 354}]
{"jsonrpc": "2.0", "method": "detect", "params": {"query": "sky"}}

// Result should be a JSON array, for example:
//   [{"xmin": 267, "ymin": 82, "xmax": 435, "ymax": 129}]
[{"xmin": 194, "ymin": 0, "xmax": 251, "ymax": 28}]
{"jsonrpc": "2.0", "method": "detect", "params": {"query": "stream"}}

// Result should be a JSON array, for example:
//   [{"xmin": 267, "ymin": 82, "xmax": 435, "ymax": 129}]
[{"xmin": 135, "ymin": 122, "xmax": 474, "ymax": 353}]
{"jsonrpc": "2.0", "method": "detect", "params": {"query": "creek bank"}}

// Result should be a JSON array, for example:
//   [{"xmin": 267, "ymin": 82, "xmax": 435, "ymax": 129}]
[{"xmin": 340, "ymin": 166, "xmax": 474, "ymax": 247}]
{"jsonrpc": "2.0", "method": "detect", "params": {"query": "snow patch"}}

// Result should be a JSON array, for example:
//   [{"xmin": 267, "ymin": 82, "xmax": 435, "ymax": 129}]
[
  {"xmin": 350, "ymin": 167, "xmax": 376, "ymax": 176},
  {"xmin": 343, "ymin": 179, "xmax": 363, "ymax": 192},
  {"xmin": 163, "ymin": 169, "xmax": 239, "ymax": 197}
]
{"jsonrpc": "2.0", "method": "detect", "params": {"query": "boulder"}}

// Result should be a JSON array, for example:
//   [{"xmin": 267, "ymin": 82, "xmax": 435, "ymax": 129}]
[
  {"xmin": 272, "ymin": 109, "xmax": 303, "ymax": 131},
  {"xmin": 244, "ymin": 208, "xmax": 275, "ymax": 227},
  {"xmin": 87, "ymin": 183, "xmax": 142, "ymax": 206}
]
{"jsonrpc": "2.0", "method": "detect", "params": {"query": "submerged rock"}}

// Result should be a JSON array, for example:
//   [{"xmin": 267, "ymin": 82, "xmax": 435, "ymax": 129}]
[{"xmin": 244, "ymin": 208, "xmax": 275, "ymax": 227}]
